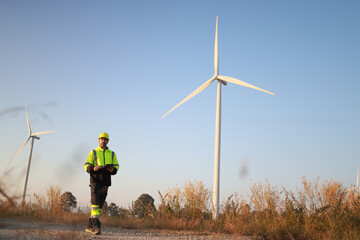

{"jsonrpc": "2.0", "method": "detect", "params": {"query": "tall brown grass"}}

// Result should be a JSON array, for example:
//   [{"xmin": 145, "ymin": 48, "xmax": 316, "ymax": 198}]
[
  {"xmin": 0, "ymin": 185, "xmax": 88, "ymax": 224},
  {"xmin": 1, "ymin": 179, "xmax": 359, "ymax": 239},
  {"xmin": 216, "ymin": 177, "xmax": 360, "ymax": 239}
]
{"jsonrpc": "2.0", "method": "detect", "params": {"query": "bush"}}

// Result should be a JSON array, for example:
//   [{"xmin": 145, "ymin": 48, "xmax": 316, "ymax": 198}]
[
  {"xmin": 60, "ymin": 191, "xmax": 77, "ymax": 212},
  {"xmin": 132, "ymin": 194, "xmax": 156, "ymax": 218}
]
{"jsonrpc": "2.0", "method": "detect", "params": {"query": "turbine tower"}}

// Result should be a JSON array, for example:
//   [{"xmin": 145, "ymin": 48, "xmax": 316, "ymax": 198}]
[
  {"xmin": 162, "ymin": 16, "xmax": 275, "ymax": 220},
  {"xmin": 5, "ymin": 106, "xmax": 55, "ymax": 202}
]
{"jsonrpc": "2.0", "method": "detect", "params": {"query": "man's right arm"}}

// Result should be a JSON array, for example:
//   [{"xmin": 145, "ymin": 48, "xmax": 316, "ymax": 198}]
[{"xmin": 84, "ymin": 151, "xmax": 95, "ymax": 173}]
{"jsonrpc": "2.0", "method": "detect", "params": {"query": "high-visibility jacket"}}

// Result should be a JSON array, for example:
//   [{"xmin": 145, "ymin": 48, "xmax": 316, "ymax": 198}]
[{"xmin": 84, "ymin": 146, "xmax": 119, "ymax": 186}]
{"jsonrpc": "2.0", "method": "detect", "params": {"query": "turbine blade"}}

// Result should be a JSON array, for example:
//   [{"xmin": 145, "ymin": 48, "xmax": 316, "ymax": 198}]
[
  {"xmin": 357, "ymin": 168, "xmax": 359, "ymax": 187},
  {"xmin": 161, "ymin": 77, "xmax": 216, "ymax": 118},
  {"xmin": 214, "ymin": 16, "xmax": 219, "ymax": 76},
  {"xmin": 25, "ymin": 105, "xmax": 31, "ymax": 135},
  {"xmin": 31, "ymin": 131, "xmax": 56, "ymax": 136},
  {"xmin": 217, "ymin": 75, "xmax": 275, "ymax": 95},
  {"xmin": 5, "ymin": 137, "xmax": 30, "ymax": 172}
]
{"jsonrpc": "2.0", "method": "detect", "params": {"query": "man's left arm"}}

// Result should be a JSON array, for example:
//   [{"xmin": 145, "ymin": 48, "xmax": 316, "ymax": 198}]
[
  {"xmin": 111, "ymin": 153, "xmax": 119, "ymax": 175},
  {"xmin": 105, "ymin": 151, "xmax": 119, "ymax": 175}
]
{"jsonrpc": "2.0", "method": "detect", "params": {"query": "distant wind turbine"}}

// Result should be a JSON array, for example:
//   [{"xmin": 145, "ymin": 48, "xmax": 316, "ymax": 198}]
[
  {"xmin": 4, "ymin": 106, "xmax": 55, "ymax": 202},
  {"xmin": 162, "ymin": 16, "xmax": 275, "ymax": 220},
  {"xmin": 348, "ymin": 168, "xmax": 360, "ymax": 192}
]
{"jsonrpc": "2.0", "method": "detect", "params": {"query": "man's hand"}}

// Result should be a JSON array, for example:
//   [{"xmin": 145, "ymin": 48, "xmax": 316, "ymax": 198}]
[
  {"xmin": 107, "ymin": 166, "xmax": 114, "ymax": 173},
  {"xmin": 94, "ymin": 166, "xmax": 102, "ymax": 171}
]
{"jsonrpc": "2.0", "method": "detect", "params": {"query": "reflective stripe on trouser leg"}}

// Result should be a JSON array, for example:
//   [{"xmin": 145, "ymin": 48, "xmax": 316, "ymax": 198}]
[{"xmin": 91, "ymin": 205, "xmax": 99, "ymax": 218}]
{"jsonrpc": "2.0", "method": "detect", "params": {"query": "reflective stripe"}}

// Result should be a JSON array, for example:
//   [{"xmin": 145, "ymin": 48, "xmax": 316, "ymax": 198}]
[
  {"xmin": 91, "ymin": 205, "xmax": 100, "ymax": 217},
  {"xmin": 84, "ymin": 162, "xmax": 93, "ymax": 170},
  {"xmin": 93, "ymin": 150, "xmax": 97, "ymax": 166}
]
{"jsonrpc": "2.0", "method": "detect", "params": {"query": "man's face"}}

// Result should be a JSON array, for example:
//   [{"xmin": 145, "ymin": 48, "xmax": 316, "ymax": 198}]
[{"xmin": 99, "ymin": 137, "xmax": 109, "ymax": 149}]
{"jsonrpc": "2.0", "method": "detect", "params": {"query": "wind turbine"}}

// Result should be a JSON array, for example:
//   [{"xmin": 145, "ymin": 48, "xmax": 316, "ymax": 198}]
[
  {"xmin": 4, "ymin": 106, "xmax": 55, "ymax": 202},
  {"xmin": 161, "ymin": 16, "xmax": 275, "ymax": 220},
  {"xmin": 348, "ymin": 168, "xmax": 360, "ymax": 192}
]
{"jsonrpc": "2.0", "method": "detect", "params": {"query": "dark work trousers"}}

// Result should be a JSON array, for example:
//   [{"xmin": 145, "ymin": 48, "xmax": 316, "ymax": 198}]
[{"xmin": 90, "ymin": 183, "xmax": 109, "ymax": 209}]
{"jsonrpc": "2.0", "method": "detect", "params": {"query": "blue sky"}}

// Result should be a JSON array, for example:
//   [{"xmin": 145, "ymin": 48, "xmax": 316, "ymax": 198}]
[{"xmin": 0, "ymin": 0, "xmax": 359, "ymax": 208}]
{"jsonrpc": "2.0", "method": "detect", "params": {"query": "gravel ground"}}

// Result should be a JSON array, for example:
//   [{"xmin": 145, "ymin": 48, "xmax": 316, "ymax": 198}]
[{"xmin": 0, "ymin": 218, "xmax": 252, "ymax": 240}]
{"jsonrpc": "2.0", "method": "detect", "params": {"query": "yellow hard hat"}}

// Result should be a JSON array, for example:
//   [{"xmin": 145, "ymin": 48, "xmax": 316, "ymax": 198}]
[{"xmin": 98, "ymin": 132, "xmax": 109, "ymax": 140}]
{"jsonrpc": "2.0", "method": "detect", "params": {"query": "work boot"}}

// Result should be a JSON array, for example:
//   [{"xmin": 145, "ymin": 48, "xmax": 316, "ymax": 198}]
[
  {"xmin": 92, "ymin": 217, "xmax": 101, "ymax": 235},
  {"xmin": 85, "ymin": 218, "xmax": 93, "ymax": 233}
]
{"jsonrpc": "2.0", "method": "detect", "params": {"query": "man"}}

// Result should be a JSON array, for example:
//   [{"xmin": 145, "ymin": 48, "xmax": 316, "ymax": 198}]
[{"xmin": 84, "ymin": 132, "xmax": 119, "ymax": 235}]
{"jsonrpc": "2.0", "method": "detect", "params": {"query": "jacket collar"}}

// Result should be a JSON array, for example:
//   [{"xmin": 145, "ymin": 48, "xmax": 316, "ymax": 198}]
[{"xmin": 96, "ymin": 146, "xmax": 108, "ymax": 151}]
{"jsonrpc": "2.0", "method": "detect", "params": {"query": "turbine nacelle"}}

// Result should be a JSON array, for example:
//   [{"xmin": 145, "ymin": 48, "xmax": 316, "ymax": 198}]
[
  {"xmin": 212, "ymin": 75, "xmax": 227, "ymax": 86},
  {"xmin": 219, "ymin": 80, "xmax": 227, "ymax": 86}
]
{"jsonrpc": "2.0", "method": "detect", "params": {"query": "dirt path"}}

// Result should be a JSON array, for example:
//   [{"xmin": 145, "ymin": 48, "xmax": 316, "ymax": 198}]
[{"xmin": 0, "ymin": 218, "xmax": 252, "ymax": 239}]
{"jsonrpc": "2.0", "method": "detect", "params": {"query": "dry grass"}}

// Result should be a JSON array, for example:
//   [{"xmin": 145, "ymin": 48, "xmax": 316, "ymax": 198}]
[{"xmin": 1, "ymin": 179, "xmax": 359, "ymax": 239}]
